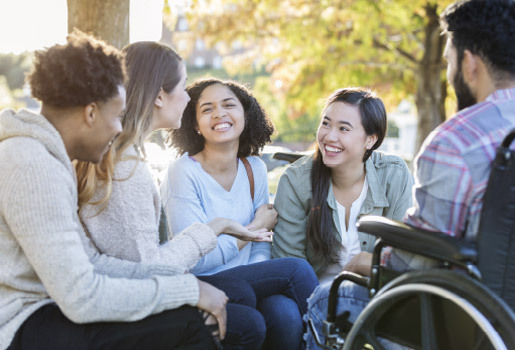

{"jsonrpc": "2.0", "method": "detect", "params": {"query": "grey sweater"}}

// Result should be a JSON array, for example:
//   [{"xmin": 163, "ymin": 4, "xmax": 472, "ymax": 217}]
[
  {"xmin": 0, "ymin": 109, "xmax": 199, "ymax": 349},
  {"xmin": 80, "ymin": 146, "xmax": 217, "ymax": 270}
]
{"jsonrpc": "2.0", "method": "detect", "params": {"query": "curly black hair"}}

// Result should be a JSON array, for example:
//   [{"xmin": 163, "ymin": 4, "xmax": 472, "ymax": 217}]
[
  {"xmin": 441, "ymin": 0, "xmax": 515, "ymax": 79},
  {"xmin": 27, "ymin": 30, "xmax": 125, "ymax": 108},
  {"xmin": 168, "ymin": 78, "xmax": 275, "ymax": 157}
]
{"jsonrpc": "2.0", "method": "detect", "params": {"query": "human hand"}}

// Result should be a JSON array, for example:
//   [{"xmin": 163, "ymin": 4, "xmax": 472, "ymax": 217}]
[
  {"xmin": 247, "ymin": 203, "xmax": 277, "ymax": 231},
  {"xmin": 343, "ymin": 252, "xmax": 373, "ymax": 277},
  {"xmin": 227, "ymin": 220, "xmax": 273, "ymax": 242},
  {"xmin": 197, "ymin": 280, "xmax": 228, "ymax": 339}
]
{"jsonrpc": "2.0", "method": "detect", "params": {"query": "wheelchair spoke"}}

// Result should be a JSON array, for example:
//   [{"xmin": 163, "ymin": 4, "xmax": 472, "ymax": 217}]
[{"xmin": 419, "ymin": 293, "xmax": 437, "ymax": 350}]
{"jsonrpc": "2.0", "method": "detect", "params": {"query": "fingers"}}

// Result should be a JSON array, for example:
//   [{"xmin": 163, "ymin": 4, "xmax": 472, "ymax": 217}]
[{"xmin": 214, "ymin": 304, "xmax": 227, "ymax": 339}]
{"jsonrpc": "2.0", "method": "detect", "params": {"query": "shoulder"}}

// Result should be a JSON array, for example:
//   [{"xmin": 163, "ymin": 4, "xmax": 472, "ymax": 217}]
[
  {"xmin": 245, "ymin": 156, "xmax": 267, "ymax": 175},
  {"xmin": 164, "ymin": 153, "xmax": 200, "ymax": 186},
  {"xmin": 0, "ymin": 137, "xmax": 68, "ymax": 175},
  {"xmin": 367, "ymin": 151, "xmax": 412, "ymax": 185},
  {"xmin": 281, "ymin": 154, "xmax": 313, "ymax": 181},
  {"xmin": 369, "ymin": 151, "xmax": 409, "ymax": 171}
]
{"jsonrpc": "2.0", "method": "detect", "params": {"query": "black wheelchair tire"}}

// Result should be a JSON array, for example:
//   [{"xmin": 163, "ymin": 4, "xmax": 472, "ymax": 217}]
[{"xmin": 342, "ymin": 269, "xmax": 515, "ymax": 350}]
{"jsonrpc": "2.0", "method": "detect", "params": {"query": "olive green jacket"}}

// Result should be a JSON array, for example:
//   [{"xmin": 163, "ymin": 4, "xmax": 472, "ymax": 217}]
[{"xmin": 272, "ymin": 151, "xmax": 414, "ymax": 276}]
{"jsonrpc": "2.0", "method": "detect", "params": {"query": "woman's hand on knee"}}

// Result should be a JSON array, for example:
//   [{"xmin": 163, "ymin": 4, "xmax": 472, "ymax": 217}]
[
  {"xmin": 343, "ymin": 252, "xmax": 373, "ymax": 276},
  {"xmin": 197, "ymin": 280, "xmax": 228, "ymax": 339}
]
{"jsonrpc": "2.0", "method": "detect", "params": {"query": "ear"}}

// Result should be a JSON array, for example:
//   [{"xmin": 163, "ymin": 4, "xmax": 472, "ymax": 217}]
[
  {"xmin": 365, "ymin": 134, "xmax": 378, "ymax": 150},
  {"xmin": 155, "ymin": 90, "xmax": 164, "ymax": 108},
  {"xmin": 462, "ymin": 49, "xmax": 478, "ymax": 84},
  {"xmin": 83, "ymin": 102, "xmax": 97, "ymax": 127}
]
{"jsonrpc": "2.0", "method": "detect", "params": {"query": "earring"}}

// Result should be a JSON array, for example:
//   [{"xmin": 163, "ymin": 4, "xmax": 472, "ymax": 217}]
[{"xmin": 196, "ymin": 130, "xmax": 201, "ymax": 135}]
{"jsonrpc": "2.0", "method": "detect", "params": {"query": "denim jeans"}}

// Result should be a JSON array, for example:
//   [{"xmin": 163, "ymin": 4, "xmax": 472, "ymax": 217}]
[
  {"xmin": 211, "ymin": 257, "xmax": 319, "ymax": 350},
  {"xmin": 304, "ymin": 281, "xmax": 370, "ymax": 350}
]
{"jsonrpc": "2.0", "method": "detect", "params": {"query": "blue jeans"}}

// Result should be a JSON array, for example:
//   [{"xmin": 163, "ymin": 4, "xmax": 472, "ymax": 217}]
[
  {"xmin": 208, "ymin": 257, "xmax": 319, "ymax": 350},
  {"xmin": 304, "ymin": 281, "xmax": 370, "ymax": 350}
]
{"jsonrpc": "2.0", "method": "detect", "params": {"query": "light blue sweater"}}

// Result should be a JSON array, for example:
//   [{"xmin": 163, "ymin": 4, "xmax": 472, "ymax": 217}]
[{"xmin": 161, "ymin": 154, "xmax": 271, "ymax": 275}]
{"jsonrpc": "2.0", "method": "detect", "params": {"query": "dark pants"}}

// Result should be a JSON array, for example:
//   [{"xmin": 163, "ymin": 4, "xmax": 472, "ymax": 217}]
[
  {"xmin": 8, "ymin": 303, "xmax": 216, "ymax": 350},
  {"xmin": 204, "ymin": 258, "xmax": 320, "ymax": 350}
]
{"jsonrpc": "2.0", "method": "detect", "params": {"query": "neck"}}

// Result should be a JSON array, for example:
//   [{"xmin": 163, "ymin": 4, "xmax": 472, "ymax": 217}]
[
  {"xmin": 41, "ymin": 105, "xmax": 79, "ymax": 161},
  {"xmin": 197, "ymin": 142, "xmax": 239, "ymax": 173},
  {"xmin": 330, "ymin": 161, "xmax": 366, "ymax": 190}
]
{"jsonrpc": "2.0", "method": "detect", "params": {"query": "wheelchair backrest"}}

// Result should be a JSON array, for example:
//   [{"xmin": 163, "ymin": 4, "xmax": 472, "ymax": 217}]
[{"xmin": 477, "ymin": 129, "xmax": 515, "ymax": 311}]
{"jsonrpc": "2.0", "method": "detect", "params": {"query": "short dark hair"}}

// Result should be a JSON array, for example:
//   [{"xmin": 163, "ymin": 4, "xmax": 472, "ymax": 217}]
[
  {"xmin": 168, "ymin": 78, "xmax": 275, "ymax": 157},
  {"xmin": 27, "ymin": 30, "xmax": 124, "ymax": 108},
  {"xmin": 441, "ymin": 0, "xmax": 515, "ymax": 80}
]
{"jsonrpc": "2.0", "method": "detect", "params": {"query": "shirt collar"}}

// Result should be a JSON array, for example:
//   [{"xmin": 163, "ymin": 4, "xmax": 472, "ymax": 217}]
[
  {"xmin": 326, "ymin": 157, "xmax": 389, "ymax": 211},
  {"xmin": 486, "ymin": 88, "xmax": 515, "ymax": 102}
]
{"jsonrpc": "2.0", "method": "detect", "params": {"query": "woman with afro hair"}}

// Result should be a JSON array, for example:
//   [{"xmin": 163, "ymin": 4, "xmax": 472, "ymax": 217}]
[{"xmin": 162, "ymin": 78, "xmax": 319, "ymax": 349}]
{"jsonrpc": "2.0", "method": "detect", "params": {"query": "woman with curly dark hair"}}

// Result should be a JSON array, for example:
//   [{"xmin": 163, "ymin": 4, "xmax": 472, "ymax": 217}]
[{"xmin": 162, "ymin": 78, "xmax": 319, "ymax": 349}]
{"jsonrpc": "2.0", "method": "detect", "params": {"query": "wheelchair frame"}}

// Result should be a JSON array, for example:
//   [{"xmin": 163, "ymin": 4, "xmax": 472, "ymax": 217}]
[{"xmin": 307, "ymin": 129, "xmax": 515, "ymax": 350}]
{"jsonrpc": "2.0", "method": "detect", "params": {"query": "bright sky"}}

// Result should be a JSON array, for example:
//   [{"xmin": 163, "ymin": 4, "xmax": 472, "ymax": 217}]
[{"xmin": 0, "ymin": 0, "xmax": 165, "ymax": 54}]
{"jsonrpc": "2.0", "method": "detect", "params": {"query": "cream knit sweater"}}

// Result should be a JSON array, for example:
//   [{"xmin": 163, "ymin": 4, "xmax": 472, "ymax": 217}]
[
  {"xmin": 80, "ymin": 146, "xmax": 217, "ymax": 271},
  {"xmin": 0, "ymin": 109, "xmax": 199, "ymax": 349}
]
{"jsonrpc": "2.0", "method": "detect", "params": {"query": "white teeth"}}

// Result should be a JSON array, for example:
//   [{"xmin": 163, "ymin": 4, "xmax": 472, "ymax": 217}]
[
  {"xmin": 213, "ymin": 123, "xmax": 231, "ymax": 130},
  {"xmin": 325, "ymin": 145, "xmax": 342, "ymax": 153},
  {"xmin": 108, "ymin": 140, "xmax": 113, "ymax": 147}
]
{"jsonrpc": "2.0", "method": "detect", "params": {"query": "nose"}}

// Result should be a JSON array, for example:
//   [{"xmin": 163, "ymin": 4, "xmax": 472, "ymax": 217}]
[
  {"xmin": 324, "ymin": 127, "xmax": 338, "ymax": 142},
  {"xmin": 213, "ymin": 105, "xmax": 225, "ymax": 119}
]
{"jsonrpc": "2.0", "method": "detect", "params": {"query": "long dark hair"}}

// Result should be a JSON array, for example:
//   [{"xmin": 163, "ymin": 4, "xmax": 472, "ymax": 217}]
[{"xmin": 307, "ymin": 88, "xmax": 387, "ymax": 263}]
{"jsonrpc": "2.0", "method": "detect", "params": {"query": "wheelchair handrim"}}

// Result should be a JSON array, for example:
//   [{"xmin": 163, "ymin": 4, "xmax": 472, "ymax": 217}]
[{"xmin": 343, "ymin": 283, "xmax": 507, "ymax": 350}]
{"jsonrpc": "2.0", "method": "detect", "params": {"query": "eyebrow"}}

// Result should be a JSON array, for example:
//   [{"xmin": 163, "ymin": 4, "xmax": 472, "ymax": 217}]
[
  {"xmin": 323, "ymin": 116, "xmax": 353, "ymax": 128},
  {"xmin": 199, "ymin": 97, "xmax": 237, "ymax": 109}
]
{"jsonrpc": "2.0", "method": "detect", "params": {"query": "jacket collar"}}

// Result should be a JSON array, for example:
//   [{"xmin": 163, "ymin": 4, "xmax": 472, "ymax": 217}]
[{"xmin": 326, "ymin": 156, "xmax": 389, "ymax": 215}]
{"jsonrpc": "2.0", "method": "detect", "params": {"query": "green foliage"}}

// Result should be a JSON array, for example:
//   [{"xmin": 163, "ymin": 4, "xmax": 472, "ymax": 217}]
[{"xmin": 175, "ymin": 0, "xmax": 454, "ymax": 143}]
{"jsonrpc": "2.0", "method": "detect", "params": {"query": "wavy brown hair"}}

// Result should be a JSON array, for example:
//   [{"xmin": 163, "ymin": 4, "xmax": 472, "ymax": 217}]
[{"xmin": 307, "ymin": 88, "xmax": 387, "ymax": 263}]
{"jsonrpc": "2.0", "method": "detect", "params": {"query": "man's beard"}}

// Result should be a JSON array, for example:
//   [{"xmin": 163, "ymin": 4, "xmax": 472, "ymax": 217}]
[{"xmin": 453, "ymin": 65, "xmax": 477, "ymax": 111}]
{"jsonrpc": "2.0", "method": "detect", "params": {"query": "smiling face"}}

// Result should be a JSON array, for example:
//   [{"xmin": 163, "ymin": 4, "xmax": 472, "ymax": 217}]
[
  {"xmin": 195, "ymin": 83, "xmax": 245, "ymax": 146},
  {"xmin": 316, "ymin": 101, "xmax": 376, "ymax": 169},
  {"xmin": 84, "ymin": 85, "xmax": 125, "ymax": 163},
  {"xmin": 152, "ymin": 62, "xmax": 190, "ymax": 130}
]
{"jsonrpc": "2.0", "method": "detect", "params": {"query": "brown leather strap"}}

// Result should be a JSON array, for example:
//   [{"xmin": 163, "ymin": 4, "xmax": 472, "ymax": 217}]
[{"xmin": 240, "ymin": 157, "xmax": 254, "ymax": 202}]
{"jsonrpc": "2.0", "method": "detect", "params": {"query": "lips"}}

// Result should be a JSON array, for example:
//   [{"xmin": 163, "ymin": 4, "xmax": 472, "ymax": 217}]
[{"xmin": 212, "ymin": 122, "xmax": 232, "ymax": 131}]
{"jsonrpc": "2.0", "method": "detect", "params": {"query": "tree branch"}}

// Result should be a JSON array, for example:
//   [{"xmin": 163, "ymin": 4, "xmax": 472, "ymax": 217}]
[{"xmin": 372, "ymin": 37, "xmax": 419, "ymax": 65}]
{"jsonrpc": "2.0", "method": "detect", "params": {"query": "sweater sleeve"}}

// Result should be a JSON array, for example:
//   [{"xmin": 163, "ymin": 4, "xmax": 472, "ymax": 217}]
[
  {"xmin": 272, "ymin": 165, "xmax": 310, "ymax": 260},
  {"xmin": 162, "ymin": 157, "xmax": 241, "ymax": 274},
  {"xmin": 2, "ymin": 158, "xmax": 200, "ymax": 324},
  {"xmin": 81, "ymin": 157, "xmax": 217, "ymax": 272},
  {"xmin": 248, "ymin": 157, "xmax": 271, "ymax": 263}
]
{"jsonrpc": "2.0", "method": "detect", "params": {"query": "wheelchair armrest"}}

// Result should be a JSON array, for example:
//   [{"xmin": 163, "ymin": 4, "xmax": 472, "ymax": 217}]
[{"xmin": 357, "ymin": 216, "xmax": 477, "ymax": 264}]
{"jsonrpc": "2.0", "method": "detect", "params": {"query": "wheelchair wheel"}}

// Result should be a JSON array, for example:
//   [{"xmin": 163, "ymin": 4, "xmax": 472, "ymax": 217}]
[{"xmin": 343, "ymin": 270, "xmax": 515, "ymax": 350}]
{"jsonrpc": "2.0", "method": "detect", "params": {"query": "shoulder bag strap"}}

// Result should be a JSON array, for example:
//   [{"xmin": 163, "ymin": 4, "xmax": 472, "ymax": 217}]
[{"xmin": 240, "ymin": 157, "xmax": 254, "ymax": 202}]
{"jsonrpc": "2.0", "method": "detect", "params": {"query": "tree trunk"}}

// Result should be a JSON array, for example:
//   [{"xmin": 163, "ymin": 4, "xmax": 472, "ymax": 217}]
[
  {"xmin": 67, "ymin": 0, "xmax": 130, "ymax": 49},
  {"xmin": 414, "ymin": 3, "xmax": 446, "ymax": 153}
]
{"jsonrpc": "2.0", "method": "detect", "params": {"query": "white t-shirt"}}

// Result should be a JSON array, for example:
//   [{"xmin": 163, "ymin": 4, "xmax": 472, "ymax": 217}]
[{"xmin": 319, "ymin": 178, "xmax": 368, "ymax": 284}]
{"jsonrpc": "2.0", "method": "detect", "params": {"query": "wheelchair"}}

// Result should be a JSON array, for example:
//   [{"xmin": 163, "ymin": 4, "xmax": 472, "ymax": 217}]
[{"xmin": 299, "ymin": 130, "xmax": 515, "ymax": 350}]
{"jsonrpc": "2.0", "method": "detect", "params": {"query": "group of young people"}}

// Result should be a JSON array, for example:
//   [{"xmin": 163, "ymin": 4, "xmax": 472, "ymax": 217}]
[{"xmin": 1, "ymin": 0, "xmax": 514, "ymax": 349}]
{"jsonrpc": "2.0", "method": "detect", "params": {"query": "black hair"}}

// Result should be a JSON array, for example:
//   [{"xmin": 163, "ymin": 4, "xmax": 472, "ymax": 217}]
[
  {"xmin": 27, "ymin": 30, "xmax": 124, "ymax": 108},
  {"xmin": 441, "ymin": 0, "xmax": 515, "ymax": 80},
  {"xmin": 307, "ymin": 88, "xmax": 387, "ymax": 264},
  {"xmin": 168, "ymin": 78, "xmax": 275, "ymax": 157}
]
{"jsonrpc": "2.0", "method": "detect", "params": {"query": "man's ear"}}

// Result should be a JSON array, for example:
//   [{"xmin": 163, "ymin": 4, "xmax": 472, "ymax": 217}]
[
  {"xmin": 462, "ymin": 49, "xmax": 478, "ymax": 84},
  {"xmin": 83, "ymin": 102, "xmax": 97, "ymax": 127},
  {"xmin": 155, "ymin": 90, "xmax": 164, "ymax": 108}
]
